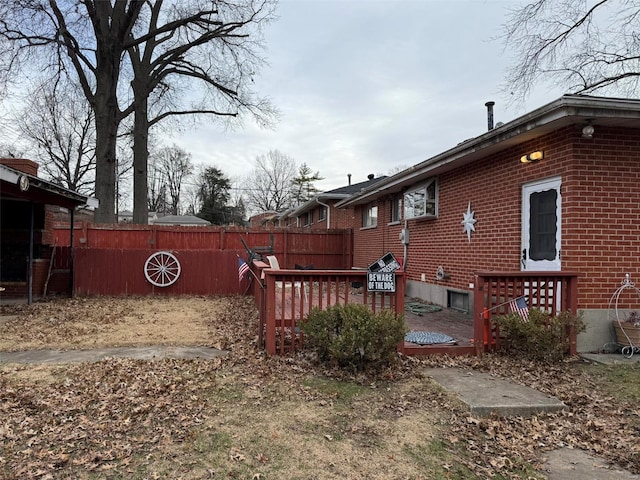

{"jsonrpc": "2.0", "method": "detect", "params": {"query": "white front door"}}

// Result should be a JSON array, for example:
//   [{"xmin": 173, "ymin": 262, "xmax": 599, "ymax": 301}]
[{"xmin": 521, "ymin": 177, "xmax": 562, "ymax": 271}]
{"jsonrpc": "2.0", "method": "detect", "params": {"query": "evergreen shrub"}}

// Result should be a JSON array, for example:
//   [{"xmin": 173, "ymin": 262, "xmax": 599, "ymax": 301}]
[{"xmin": 301, "ymin": 303, "xmax": 407, "ymax": 371}]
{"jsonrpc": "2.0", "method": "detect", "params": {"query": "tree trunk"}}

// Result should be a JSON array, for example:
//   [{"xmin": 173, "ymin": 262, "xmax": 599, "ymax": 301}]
[
  {"xmin": 132, "ymin": 90, "xmax": 149, "ymax": 225},
  {"xmin": 92, "ymin": 77, "xmax": 119, "ymax": 224}
]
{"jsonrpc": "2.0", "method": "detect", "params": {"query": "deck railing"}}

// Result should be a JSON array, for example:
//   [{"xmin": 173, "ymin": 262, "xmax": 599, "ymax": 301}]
[
  {"xmin": 473, "ymin": 271, "xmax": 580, "ymax": 355},
  {"xmin": 251, "ymin": 265, "xmax": 580, "ymax": 357},
  {"xmin": 250, "ymin": 261, "xmax": 405, "ymax": 355}
]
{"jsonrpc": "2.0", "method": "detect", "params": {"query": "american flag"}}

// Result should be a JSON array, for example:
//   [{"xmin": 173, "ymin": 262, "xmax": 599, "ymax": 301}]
[
  {"xmin": 509, "ymin": 296, "xmax": 529, "ymax": 322},
  {"xmin": 238, "ymin": 257, "xmax": 250, "ymax": 283}
]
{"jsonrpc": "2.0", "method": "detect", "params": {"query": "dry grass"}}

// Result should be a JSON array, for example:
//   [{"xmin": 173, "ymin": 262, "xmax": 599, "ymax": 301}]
[
  {"xmin": 1, "ymin": 296, "xmax": 639, "ymax": 479},
  {"xmin": 0, "ymin": 296, "xmax": 223, "ymax": 351},
  {"xmin": 0, "ymin": 296, "xmax": 477, "ymax": 480}
]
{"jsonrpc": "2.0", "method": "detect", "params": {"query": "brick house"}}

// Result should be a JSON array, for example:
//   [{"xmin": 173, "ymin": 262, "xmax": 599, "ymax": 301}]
[
  {"xmin": 336, "ymin": 94, "xmax": 640, "ymax": 352},
  {"xmin": 288, "ymin": 174, "xmax": 387, "ymax": 229},
  {"xmin": 0, "ymin": 158, "xmax": 96, "ymax": 302},
  {"xmin": 248, "ymin": 211, "xmax": 280, "ymax": 228}
]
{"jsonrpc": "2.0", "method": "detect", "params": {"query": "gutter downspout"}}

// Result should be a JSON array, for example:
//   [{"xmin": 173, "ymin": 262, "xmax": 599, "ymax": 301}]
[
  {"xmin": 315, "ymin": 198, "xmax": 331, "ymax": 229},
  {"xmin": 403, "ymin": 219, "xmax": 408, "ymax": 271}
]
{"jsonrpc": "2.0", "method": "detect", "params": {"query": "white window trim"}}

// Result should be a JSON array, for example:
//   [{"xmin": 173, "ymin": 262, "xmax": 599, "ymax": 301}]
[
  {"xmin": 389, "ymin": 195, "xmax": 402, "ymax": 224},
  {"xmin": 404, "ymin": 178, "xmax": 438, "ymax": 220},
  {"xmin": 362, "ymin": 203, "xmax": 378, "ymax": 229}
]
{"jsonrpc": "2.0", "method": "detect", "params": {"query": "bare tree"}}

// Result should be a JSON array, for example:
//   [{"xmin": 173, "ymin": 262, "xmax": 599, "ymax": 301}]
[
  {"xmin": 0, "ymin": 0, "xmax": 277, "ymax": 224},
  {"xmin": 18, "ymin": 81, "xmax": 96, "ymax": 194},
  {"xmin": 0, "ymin": 1, "xmax": 144, "ymax": 222},
  {"xmin": 154, "ymin": 144, "xmax": 193, "ymax": 215},
  {"xmin": 0, "ymin": 142, "xmax": 25, "ymax": 159},
  {"xmin": 244, "ymin": 149, "xmax": 298, "ymax": 213},
  {"xmin": 502, "ymin": 0, "xmax": 640, "ymax": 102},
  {"xmin": 126, "ymin": 0, "xmax": 277, "ymax": 223},
  {"xmin": 147, "ymin": 154, "xmax": 168, "ymax": 215}
]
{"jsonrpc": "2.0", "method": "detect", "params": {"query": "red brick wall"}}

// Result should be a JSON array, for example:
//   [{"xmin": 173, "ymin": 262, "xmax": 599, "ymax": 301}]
[
  {"xmin": 353, "ymin": 197, "xmax": 404, "ymax": 268},
  {"xmin": 304, "ymin": 201, "xmax": 357, "ymax": 230},
  {"xmin": 562, "ymin": 126, "xmax": 640, "ymax": 309},
  {"xmin": 2, "ymin": 259, "xmax": 50, "ymax": 297},
  {"xmin": 352, "ymin": 125, "xmax": 640, "ymax": 309}
]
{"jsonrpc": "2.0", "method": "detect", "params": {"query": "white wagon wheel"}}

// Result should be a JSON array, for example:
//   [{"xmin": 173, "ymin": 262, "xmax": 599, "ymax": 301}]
[{"xmin": 144, "ymin": 251, "xmax": 181, "ymax": 287}]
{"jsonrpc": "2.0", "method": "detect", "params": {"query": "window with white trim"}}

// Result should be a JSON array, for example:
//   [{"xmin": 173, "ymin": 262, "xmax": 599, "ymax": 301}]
[
  {"xmin": 362, "ymin": 204, "xmax": 378, "ymax": 228},
  {"xmin": 304, "ymin": 210, "xmax": 313, "ymax": 226},
  {"xmin": 391, "ymin": 195, "xmax": 402, "ymax": 223},
  {"xmin": 404, "ymin": 179, "xmax": 437, "ymax": 219},
  {"xmin": 318, "ymin": 206, "xmax": 326, "ymax": 221}
]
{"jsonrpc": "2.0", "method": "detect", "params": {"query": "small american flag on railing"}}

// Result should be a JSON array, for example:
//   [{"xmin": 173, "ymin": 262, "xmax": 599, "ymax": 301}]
[
  {"xmin": 237, "ymin": 257, "xmax": 250, "ymax": 283},
  {"xmin": 509, "ymin": 296, "xmax": 529, "ymax": 322}
]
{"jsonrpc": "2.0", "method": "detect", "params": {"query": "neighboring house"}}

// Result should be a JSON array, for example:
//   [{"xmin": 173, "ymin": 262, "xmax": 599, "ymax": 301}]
[
  {"xmin": 249, "ymin": 211, "xmax": 280, "ymax": 228},
  {"xmin": 118, "ymin": 209, "xmax": 158, "ymax": 223},
  {"xmin": 337, "ymin": 94, "xmax": 640, "ymax": 352},
  {"xmin": 0, "ymin": 158, "xmax": 96, "ymax": 302},
  {"xmin": 152, "ymin": 215, "xmax": 211, "ymax": 226},
  {"xmin": 288, "ymin": 174, "xmax": 387, "ymax": 229}
]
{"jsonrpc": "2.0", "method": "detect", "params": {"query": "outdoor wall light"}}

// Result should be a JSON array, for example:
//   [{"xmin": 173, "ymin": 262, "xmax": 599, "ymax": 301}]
[
  {"xmin": 520, "ymin": 150, "xmax": 544, "ymax": 163},
  {"xmin": 582, "ymin": 122, "xmax": 595, "ymax": 139}
]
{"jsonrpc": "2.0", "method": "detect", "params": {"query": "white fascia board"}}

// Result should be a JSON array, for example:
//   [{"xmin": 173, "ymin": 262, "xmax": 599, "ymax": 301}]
[{"xmin": 0, "ymin": 164, "xmax": 21, "ymax": 184}]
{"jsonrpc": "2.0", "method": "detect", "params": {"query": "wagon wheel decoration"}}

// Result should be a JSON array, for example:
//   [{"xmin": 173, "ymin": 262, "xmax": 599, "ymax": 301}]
[{"xmin": 144, "ymin": 251, "xmax": 181, "ymax": 287}]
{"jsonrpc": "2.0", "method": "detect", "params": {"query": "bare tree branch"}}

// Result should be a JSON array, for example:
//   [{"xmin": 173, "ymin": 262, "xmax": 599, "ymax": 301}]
[{"xmin": 500, "ymin": 0, "xmax": 640, "ymax": 103}]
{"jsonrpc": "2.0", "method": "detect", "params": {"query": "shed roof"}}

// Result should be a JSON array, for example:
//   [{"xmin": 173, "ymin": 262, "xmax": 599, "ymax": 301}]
[
  {"xmin": 152, "ymin": 215, "xmax": 211, "ymax": 226},
  {"xmin": 0, "ymin": 163, "xmax": 97, "ymax": 210}
]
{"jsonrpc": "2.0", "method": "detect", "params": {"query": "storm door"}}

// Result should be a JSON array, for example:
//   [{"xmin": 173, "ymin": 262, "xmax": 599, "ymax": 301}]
[{"xmin": 521, "ymin": 177, "xmax": 561, "ymax": 272}]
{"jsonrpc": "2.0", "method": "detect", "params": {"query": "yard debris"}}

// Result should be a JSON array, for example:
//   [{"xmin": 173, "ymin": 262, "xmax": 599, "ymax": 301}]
[
  {"xmin": 405, "ymin": 300, "xmax": 442, "ymax": 316},
  {"xmin": 0, "ymin": 296, "xmax": 639, "ymax": 479}
]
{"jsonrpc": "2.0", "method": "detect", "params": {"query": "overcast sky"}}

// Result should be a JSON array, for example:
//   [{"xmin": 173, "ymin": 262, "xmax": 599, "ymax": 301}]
[{"xmin": 170, "ymin": 0, "xmax": 567, "ymax": 192}]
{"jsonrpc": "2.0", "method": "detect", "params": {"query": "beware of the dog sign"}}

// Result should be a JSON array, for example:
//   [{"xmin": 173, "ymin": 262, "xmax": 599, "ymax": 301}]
[{"xmin": 367, "ymin": 252, "xmax": 400, "ymax": 292}]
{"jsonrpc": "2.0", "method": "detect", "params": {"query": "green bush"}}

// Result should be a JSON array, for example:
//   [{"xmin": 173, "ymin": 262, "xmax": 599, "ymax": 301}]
[
  {"xmin": 301, "ymin": 303, "xmax": 408, "ymax": 371},
  {"xmin": 494, "ymin": 308, "xmax": 584, "ymax": 362}
]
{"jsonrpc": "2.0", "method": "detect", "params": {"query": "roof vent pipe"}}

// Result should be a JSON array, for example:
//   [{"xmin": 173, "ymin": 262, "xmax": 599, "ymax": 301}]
[
  {"xmin": 485, "ymin": 101, "xmax": 495, "ymax": 130},
  {"xmin": 367, "ymin": 173, "xmax": 374, "ymax": 180},
  {"xmin": 347, "ymin": 173, "xmax": 351, "ymax": 185}
]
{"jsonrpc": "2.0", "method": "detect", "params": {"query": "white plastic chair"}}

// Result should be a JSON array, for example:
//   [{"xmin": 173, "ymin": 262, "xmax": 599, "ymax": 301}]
[{"xmin": 266, "ymin": 255, "xmax": 307, "ymax": 300}]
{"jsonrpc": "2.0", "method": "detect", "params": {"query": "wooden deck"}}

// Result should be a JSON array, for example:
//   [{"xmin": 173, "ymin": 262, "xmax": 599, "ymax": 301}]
[
  {"xmin": 402, "ymin": 304, "xmax": 476, "ymax": 356},
  {"xmin": 251, "ymin": 263, "xmax": 579, "ymax": 358}
]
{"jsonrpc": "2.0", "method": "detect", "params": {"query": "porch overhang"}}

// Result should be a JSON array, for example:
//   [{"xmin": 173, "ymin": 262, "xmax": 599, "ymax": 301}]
[{"xmin": 0, "ymin": 164, "xmax": 97, "ymax": 210}]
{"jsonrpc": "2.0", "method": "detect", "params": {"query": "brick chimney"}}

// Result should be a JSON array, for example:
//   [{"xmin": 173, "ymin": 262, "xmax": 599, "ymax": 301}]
[{"xmin": 0, "ymin": 158, "xmax": 39, "ymax": 176}]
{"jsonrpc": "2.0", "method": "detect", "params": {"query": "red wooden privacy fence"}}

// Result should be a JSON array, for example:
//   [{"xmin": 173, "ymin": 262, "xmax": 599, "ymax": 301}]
[
  {"xmin": 52, "ymin": 223, "xmax": 352, "ymax": 270},
  {"xmin": 49, "ymin": 223, "xmax": 352, "ymax": 296}
]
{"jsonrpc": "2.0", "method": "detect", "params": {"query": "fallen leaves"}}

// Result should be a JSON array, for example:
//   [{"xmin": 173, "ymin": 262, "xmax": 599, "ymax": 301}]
[
  {"xmin": 1, "ymin": 296, "xmax": 640, "ymax": 479},
  {"xmin": 1, "ymin": 356, "xmax": 223, "ymax": 477}
]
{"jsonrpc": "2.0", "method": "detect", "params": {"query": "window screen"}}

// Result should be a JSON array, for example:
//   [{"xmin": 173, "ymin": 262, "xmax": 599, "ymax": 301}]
[{"xmin": 529, "ymin": 189, "xmax": 557, "ymax": 261}]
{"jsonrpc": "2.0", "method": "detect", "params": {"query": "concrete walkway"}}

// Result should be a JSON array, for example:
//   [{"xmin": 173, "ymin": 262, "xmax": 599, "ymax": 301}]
[
  {"xmin": 424, "ymin": 357, "xmax": 640, "ymax": 480},
  {"xmin": 543, "ymin": 448, "xmax": 640, "ymax": 480},
  {"xmin": 0, "ymin": 345, "xmax": 227, "ymax": 364},
  {"xmin": 425, "ymin": 367, "xmax": 566, "ymax": 417}
]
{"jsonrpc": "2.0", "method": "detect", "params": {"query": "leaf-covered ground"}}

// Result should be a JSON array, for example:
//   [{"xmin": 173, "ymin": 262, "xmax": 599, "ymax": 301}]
[{"xmin": 1, "ymin": 296, "xmax": 639, "ymax": 479}]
